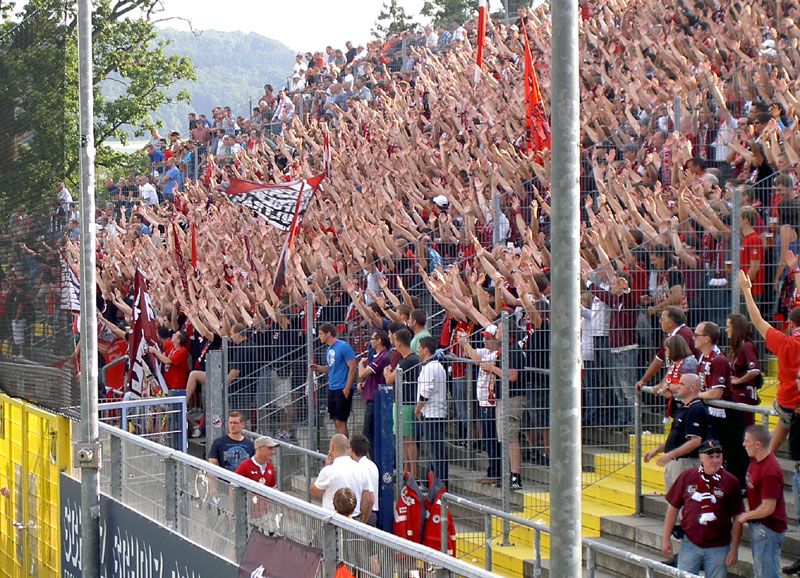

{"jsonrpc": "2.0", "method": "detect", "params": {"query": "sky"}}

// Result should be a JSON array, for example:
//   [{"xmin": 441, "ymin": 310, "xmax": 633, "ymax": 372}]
[{"xmin": 155, "ymin": 0, "xmax": 505, "ymax": 53}]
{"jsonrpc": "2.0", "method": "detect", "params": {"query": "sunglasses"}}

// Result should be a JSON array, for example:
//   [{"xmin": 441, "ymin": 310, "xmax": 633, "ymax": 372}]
[{"xmin": 703, "ymin": 450, "xmax": 723, "ymax": 456}]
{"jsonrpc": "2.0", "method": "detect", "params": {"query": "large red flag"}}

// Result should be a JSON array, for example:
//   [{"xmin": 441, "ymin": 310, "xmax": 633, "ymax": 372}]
[
  {"xmin": 171, "ymin": 222, "xmax": 190, "ymax": 298},
  {"xmin": 521, "ymin": 18, "xmax": 551, "ymax": 154},
  {"xmin": 127, "ymin": 270, "xmax": 168, "ymax": 396}
]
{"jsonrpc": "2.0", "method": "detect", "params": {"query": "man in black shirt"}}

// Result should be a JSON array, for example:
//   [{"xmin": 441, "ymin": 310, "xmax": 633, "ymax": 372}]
[
  {"xmin": 384, "ymin": 328, "xmax": 420, "ymax": 479},
  {"xmin": 644, "ymin": 373, "xmax": 709, "ymax": 491},
  {"xmin": 208, "ymin": 411, "xmax": 255, "ymax": 471}
]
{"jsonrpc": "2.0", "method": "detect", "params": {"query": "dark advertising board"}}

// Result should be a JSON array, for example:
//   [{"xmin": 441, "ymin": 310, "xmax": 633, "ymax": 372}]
[{"xmin": 60, "ymin": 473, "xmax": 237, "ymax": 578}]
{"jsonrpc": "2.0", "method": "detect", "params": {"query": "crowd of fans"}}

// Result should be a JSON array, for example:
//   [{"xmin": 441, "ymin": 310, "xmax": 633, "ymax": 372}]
[{"xmin": 11, "ymin": 0, "xmax": 800, "ymax": 572}]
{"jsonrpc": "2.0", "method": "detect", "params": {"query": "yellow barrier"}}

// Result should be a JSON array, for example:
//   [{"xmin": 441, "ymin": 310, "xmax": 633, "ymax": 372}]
[{"xmin": 0, "ymin": 393, "xmax": 71, "ymax": 578}]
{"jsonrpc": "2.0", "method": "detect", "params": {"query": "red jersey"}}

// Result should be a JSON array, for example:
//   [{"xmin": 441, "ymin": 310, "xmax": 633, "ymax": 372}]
[
  {"xmin": 740, "ymin": 231, "xmax": 764, "ymax": 295},
  {"xmin": 164, "ymin": 345, "xmax": 189, "ymax": 390},
  {"xmin": 697, "ymin": 349, "xmax": 732, "ymax": 418},
  {"xmin": 235, "ymin": 457, "xmax": 276, "ymax": 487},
  {"xmin": 745, "ymin": 453, "xmax": 787, "ymax": 533},
  {"xmin": 765, "ymin": 327, "xmax": 800, "ymax": 408}
]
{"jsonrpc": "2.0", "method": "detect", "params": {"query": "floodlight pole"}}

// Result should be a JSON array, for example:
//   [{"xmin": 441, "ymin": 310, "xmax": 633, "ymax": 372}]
[
  {"xmin": 77, "ymin": 0, "xmax": 101, "ymax": 574},
  {"xmin": 548, "ymin": 0, "xmax": 582, "ymax": 574}
]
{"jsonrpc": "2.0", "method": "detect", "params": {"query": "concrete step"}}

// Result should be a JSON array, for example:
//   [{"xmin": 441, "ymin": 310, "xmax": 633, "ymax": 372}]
[{"xmin": 457, "ymin": 533, "xmax": 538, "ymax": 578}]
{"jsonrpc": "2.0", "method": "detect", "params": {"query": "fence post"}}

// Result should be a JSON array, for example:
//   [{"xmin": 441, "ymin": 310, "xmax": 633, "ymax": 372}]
[
  {"xmin": 673, "ymin": 96, "xmax": 681, "ymax": 133},
  {"xmin": 500, "ymin": 312, "xmax": 511, "ymax": 546},
  {"xmin": 205, "ymin": 349, "xmax": 225, "ymax": 456},
  {"xmin": 730, "ymin": 186, "xmax": 742, "ymax": 314},
  {"xmin": 634, "ymin": 390, "xmax": 643, "ymax": 516},
  {"xmin": 322, "ymin": 522, "xmax": 338, "ymax": 578},
  {"xmin": 110, "ymin": 435, "xmax": 122, "ymax": 500},
  {"xmin": 376, "ymin": 383, "xmax": 395, "ymax": 531},
  {"xmin": 233, "ymin": 485, "xmax": 249, "ymax": 563},
  {"xmin": 179, "ymin": 395, "xmax": 187, "ymax": 453},
  {"xmin": 306, "ymin": 292, "xmax": 316, "ymax": 452},
  {"xmin": 276, "ymin": 444, "xmax": 284, "ymax": 491},
  {"xmin": 305, "ymin": 453, "xmax": 312, "ymax": 503},
  {"xmin": 466, "ymin": 358, "xmax": 474, "ymax": 463},
  {"xmin": 586, "ymin": 544, "xmax": 596, "ymax": 578},
  {"xmin": 165, "ymin": 458, "xmax": 178, "ymax": 530},
  {"xmin": 484, "ymin": 512, "xmax": 493, "ymax": 571},
  {"xmin": 533, "ymin": 529, "xmax": 542, "ymax": 578},
  {"xmin": 440, "ymin": 496, "xmax": 448, "ymax": 554},
  {"xmin": 395, "ymin": 367, "xmax": 404, "ymax": 498},
  {"xmin": 492, "ymin": 191, "xmax": 501, "ymax": 246}
]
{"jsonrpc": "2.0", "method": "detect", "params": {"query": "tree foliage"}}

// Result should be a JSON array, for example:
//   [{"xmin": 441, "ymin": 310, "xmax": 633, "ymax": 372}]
[
  {"xmin": 420, "ymin": 0, "xmax": 474, "ymax": 27},
  {"xmin": 372, "ymin": 0, "xmax": 418, "ymax": 40},
  {"xmin": 0, "ymin": 0, "xmax": 195, "ymax": 213}
]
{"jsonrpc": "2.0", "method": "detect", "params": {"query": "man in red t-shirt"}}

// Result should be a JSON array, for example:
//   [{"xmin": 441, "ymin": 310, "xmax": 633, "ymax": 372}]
[
  {"xmin": 739, "ymin": 206, "xmax": 764, "ymax": 296},
  {"xmin": 149, "ymin": 330, "xmax": 190, "ymax": 393},
  {"xmin": 235, "ymin": 436, "xmax": 278, "ymax": 487},
  {"xmin": 732, "ymin": 425, "xmax": 787, "ymax": 576},
  {"xmin": 739, "ymin": 270, "xmax": 800, "ymax": 456},
  {"xmin": 663, "ymin": 439, "xmax": 743, "ymax": 574}
]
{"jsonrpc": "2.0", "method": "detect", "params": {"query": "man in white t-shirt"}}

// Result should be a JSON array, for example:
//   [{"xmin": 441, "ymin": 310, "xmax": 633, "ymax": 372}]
[
  {"xmin": 137, "ymin": 175, "xmax": 159, "ymax": 207},
  {"xmin": 311, "ymin": 434, "xmax": 374, "ymax": 522},
  {"xmin": 415, "ymin": 336, "xmax": 448, "ymax": 484},
  {"xmin": 57, "ymin": 182, "xmax": 73, "ymax": 213},
  {"xmin": 349, "ymin": 433, "xmax": 378, "ymax": 526}
]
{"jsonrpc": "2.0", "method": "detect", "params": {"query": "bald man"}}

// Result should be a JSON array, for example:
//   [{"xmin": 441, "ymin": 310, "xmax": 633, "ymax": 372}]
[
  {"xmin": 310, "ymin": 434, "xmax": 374, "ymax": 522},
  {"xmin": 644, "ymin": 373, "xmax": 710, "ymax": 491}
]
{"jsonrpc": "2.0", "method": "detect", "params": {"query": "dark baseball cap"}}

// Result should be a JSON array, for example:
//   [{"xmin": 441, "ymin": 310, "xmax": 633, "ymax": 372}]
[{"xmin": 699, "ymin": 439, "xmax": 723, "ymax": 454}]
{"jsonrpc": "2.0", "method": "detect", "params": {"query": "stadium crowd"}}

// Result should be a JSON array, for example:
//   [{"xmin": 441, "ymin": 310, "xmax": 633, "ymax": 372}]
[{"xmin": 8, "ymin": 0, "xmax": 800, "ymax": 573}]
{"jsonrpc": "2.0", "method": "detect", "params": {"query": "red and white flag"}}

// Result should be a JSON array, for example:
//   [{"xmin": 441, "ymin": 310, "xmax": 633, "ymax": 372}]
[
  {"xmin": 475, "ymin": 0, "xmax": 487, "ymax": 82},
  {"xmin": 521, "ymin": 17, "xmax": 551, "ymax": 155},
  {"xmin": 127, "ymin": 270, "xmax": 167, "ymax": 396},
  {"xmin": 322, "ymin": 127, "xmax": 331, "ymax": 178}
]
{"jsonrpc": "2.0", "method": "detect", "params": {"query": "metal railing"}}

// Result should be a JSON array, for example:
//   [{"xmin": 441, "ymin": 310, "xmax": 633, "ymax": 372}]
[
  {"xmin": 440, "ymin": 492, "xmax": 701, "ymax": 578},
  {"xmin": 635, "ymin": 385, "xmax": 778, "ymax": 514},
  {"xmin": 85, "ymin": 420, "xmax": 503, "ymax": 578},
  {"xmin": 98, "ymin": 395, "xmax": 188, "ymax": 452}
]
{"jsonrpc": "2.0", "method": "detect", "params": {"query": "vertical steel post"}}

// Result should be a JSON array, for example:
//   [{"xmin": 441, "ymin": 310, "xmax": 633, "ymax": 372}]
[
  {"xmin": 205, "ymin": 350, "xmax": 225, "ymax": 455},
  {"xmin": 550, "ymin": 0, "xmax": 582, "ymax": 572},
  {"xmin": 440, "ymin": 496, "xmax": 448, "ymax": 554},
  {"xmin": 500, "ymin": 312, "xmax": 511, "ymax": 545},
  {"xmin": 484, "ymin": 512, "xmax": 493, "ymax": 571},
  {"xmin": 165, "ymin": 458, "xmax": 178, "ymax": 530},
  {"xmin": 634, "ymin": 389, "xmax": 643, "ymax": 516},
  {"xmin": 77, "ymin": 0, "xmax": 100, "ymax": 573},
  {"xmin": 110, "ymin": 435, "xmax": 122, "ymax": 500},
  {"xmin": 276, "ymin": 445, "xmax": 284, "ymax": 491},
  {"xmin": 395, "ymin": 367, "xmax": 404, "ymax": 498},
  {"xmin": 322, "ymin": 523, "xmax": 338, "ymax": 578},
  {"xmin": 533, "ymin": 529, "xmax": 542, "ymax": 578},
  {"xmin": 306, "ymin": 292, "xmax": 316, "ymax": 451},
  {"xmin": 673, "ymin": 97, "xmax": 681, "ymax": 134},
  {"xmin": 492, "ymin": 191, "xmax": 501, "ymax": 246},
  {"xmin": 504, "ymin": 0, "xmax": 510, "ymax": 28},
  {"xmin": 730, "ymin": 186, "xmax": 742, "ymax": 314},
  {"xmin": 233, "ymin": 485, "xmax": 249, "ymax": 563}
]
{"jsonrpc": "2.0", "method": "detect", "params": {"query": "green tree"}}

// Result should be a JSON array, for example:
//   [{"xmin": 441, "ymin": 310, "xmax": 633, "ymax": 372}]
[
  {"xmin": 0, "ymin": 0, "xmax": 195, "ymax": 213},
  {"xmin": 420, "ymin": 0, "xmax": 474, "ymax": 27},
  {"xmin": 372, "ymin": 0, "xmax": 418, "ymax": 40}
]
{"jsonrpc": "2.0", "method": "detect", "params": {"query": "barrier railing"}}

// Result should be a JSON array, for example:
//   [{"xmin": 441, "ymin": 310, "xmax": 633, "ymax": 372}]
[
  {"xmin": 439, "ymin": 492, "xmax": 701, "ymax": 578},
  {"xmin": 84, "ymin": 420, "xmax": 503, "ymax": 578},
  {"xmin": 98, "ymin": 395, "xmax": 187, "ymax": 452},
  {"xmin": 635, "ymin": 385, "xmax": 777, "ymax": 514}
]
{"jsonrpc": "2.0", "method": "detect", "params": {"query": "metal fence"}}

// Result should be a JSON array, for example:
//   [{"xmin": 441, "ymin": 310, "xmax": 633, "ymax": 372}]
[{"xmin": 79, "ymin": 420, "xmax": 503, "ymax": 578}]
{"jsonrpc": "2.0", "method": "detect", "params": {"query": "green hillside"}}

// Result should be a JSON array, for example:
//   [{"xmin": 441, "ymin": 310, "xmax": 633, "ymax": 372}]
[{"xmin": 103, "ymin": 28, "xmax": 296, "ymax": 136}]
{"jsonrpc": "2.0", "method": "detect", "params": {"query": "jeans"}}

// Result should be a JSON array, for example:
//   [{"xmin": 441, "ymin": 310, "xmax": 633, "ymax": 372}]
[
  {"xmin": 362, "ymin": 400, "xmax": 375, "ymax": 459},
  {"xmin": 750, "ymin": 522, "xmax": 784, "ymax": 578},
  {"xmin": 610, "ymin": 348, "xmax": 638, "ymax": 424},
  {"xmin": 678, "ymin": 538, "xmax": 730, "ymax": 578},
  {"xmin": 420, "ymin": 417, "xmax": 448, "ymax": 484}
]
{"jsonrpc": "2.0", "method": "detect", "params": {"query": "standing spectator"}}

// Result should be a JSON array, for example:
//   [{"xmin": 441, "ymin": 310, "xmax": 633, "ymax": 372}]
[
  {"xmin": 208, "ymin": 411, "xmax": 255, "ymax": 472},
  {"xmin": 137, "ymin": 175, "xmax": 158, "ymax": 207},
  {"xmin": 740, "ymin": 206, "xmax": 765, "ymax": 301},
  {"xmin": 310, "ymin": 433, "xmax": 374, "ymax": 523},
  {"xmin": 383, "ymin": 328, "xmax": 420, "ymax": 479},
  {"xmin": 349, "ymin": 433, "xmax": 379, "ymax": 526},
  {"xmin": 662, "ymin": 439, "xmax": 743, "ymax": 577},
  {"xmin": 408, "ymin": 308, "xmax": 430, "ymax": 353},
  {"xmin": 735, "ymin": 425, "xmax": 787, "ymax": 578},
  {"xmin": 694, "ymin": 321, "xmax": 747, "ymax": 486},
  {"xmin": 726, "ymin": 313, "xmax": 761, "ymax": 428},
  {"xmin": 357, "ymin": 329, "xmax": 390, "ymax": 456},
  {"xmin": 148, "ymin": 329, "xmax": 190, "ymax": 394},
  {"xmin": 160, "ymin": 158, "xmax": 180, "ymax": 202},
  {"xmin": 235, "ymin": 435, "xmax": 279, "ymax": 488},
  {"xmin": 344, "ymin": 41, "xmax": 357, "ymax": 64},
  {"xmin": 310, "ymin": 323, "xmax": 357, "ymax": 436},
  {"xmin": 145, "ymin": 143, "xmax": 164, "ymax": 174},
  {"xmin": 415, "ymin": 336, "xmax": 448, "ymax": 485},
  {"xmin": 644, "ymin": 373, "xmax": 709, "ymax": 491},
  {"xmin": 636, "ymin": 306, "xmax": 699, "ymax": 392},
  {"xmin": 739, "ymin": 270, "xmax": 800, "ymax": 456},
  {"xmin": 56, "ymin": 181, "xmax": 72, "ymax": 213}
]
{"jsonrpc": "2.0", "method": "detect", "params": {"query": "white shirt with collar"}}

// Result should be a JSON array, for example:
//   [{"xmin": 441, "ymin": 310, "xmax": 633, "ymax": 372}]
[{"xmin": 314, "ymin": 455, "xmax": 371, "ymax": 516}]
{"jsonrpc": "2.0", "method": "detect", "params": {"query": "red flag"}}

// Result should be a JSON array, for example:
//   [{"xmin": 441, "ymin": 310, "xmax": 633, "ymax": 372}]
[
  {"xmin": 171, "ymin": 222, "xmax": 190, "ymax": 298},
  {"xmin": 323, "ymin": 127, "xmax": 331, "ymax": 177},
  {"xmin": 127, "ymin": 270, "xmax": 168, "ymax": 396},
  {"xmin": 190, "ymin": 220, "xmax": 197, "ymax": 275},
  {"xmin": 475, "ymin": 0, "xmax": 487, "ymax": 80},
  {"xmin": 272, "ymin": 174, "xmax": 324, "ymax": 294},
  {"xmin": 521, "ymin": 18, "xmax": 551, "ymax": 154}
]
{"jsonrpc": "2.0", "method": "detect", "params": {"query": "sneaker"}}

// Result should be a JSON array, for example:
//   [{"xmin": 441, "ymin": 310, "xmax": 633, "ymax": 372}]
[
  {"xmin": 509, "ymin": 474, "xmax": 523, "ymax": 490},
  {"xmin": 191, "ymin": 427, "xmax": 202, "ymax": 438},
  {"xmin": 783, "ymin": 560, "xmax": 800, "ymax": 575}
]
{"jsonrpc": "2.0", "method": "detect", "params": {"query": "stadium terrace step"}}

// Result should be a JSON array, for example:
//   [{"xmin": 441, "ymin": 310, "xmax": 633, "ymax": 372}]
[{"xmin": 456, "ymin": 533, "xmax": 539, "ymax": 578}]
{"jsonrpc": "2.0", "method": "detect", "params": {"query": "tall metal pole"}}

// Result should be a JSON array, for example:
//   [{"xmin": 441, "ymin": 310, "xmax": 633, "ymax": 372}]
[
  {"xmin": 549, "ymin": 0, "xmax": 582, "ymax": 572},
  {"xmin": 77, "ymin": 0, "xmax": 100, "ymax": 574},
  {"xmin": 730, "ymin": 187, "xmax": 742, "ymax": 314}
]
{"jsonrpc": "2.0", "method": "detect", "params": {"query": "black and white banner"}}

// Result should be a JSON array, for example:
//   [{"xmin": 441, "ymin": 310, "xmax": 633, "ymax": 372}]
[{"xmin": 222, "ymin": 175, "xmax": 323, "ymax": 231}]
